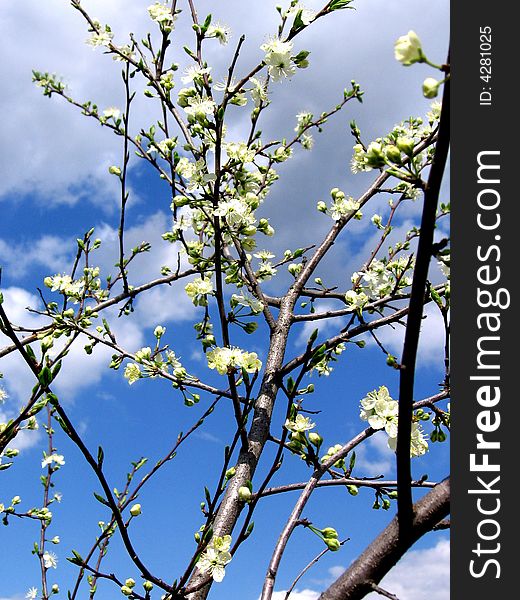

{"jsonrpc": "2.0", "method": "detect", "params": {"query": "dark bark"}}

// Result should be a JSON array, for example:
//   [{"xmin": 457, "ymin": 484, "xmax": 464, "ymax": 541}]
[{"xmin": 319, "ymin": 478, "xmax": 450, "ymax": 600}]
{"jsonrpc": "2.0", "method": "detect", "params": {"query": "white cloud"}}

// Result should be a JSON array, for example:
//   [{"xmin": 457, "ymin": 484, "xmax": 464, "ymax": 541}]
[
  {"xmin": 194, "ymin": 430, "xmax": 222, "ymax": 444},
  {"xmin": 0, "ymin": 0, "xmax": 150, "ymax": 206},
  {"xmin": 355, "ymin": 432, "xmax": 395, "ymax": 477},
  {"xmin": 284, "ymin": 538, "xmax": 449, "ymax": 600},
  {"xmin": 327, "ymin": 565, "xmax": 345, "ymax": 580},
  {"xmin": 0, "ymin": 236, "xmax": 71, "ymax": 281},
  {"xmin": 294, "ymin": 302, "xmax": 345, "ymax": 347},
  {"xmin": 0, "ymin": 210, "xmax": 197, "ymax": 405},
  {"xmin": 0, "ymin": 286, "xmax": 143, "ymax": 406},
  {"xmin": 48, "ymin": 309, "xmax": 144, "ymax": 401},
  {"xmin": 366, "ymin": 538, "xmax": 450, "ymax": 600},
  {"xmin": 0, "ymin": 409, "xmax": 41, "ymax": 452},
  {"xmin": 0, "ymin": 287, "xmax": 49, "ymax": 405},
  {"xmin": 269, "ymin": 590, "xmax": 320, "ymax": 600},
  {"xmin": 370, "ymin": 303, "xmax": 447, "ymax": 366}
]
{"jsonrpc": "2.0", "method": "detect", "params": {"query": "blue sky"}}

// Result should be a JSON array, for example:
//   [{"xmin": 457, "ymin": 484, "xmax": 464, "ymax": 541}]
[{"xmin": 0, "ymin": 1, "xmax": 449, "ymax": 598}]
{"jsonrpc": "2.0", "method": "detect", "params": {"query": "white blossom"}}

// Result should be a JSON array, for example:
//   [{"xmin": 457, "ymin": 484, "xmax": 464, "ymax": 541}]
[
  {"xmin": 103, "ymin": 107, "xmax": 121, "ymax": 120},
  {"xmin": 249, "ymin": 77, "xmax": 268, "ymax": 106},
  {"xmin": 41, "ymin": 454, "xmax": 65, "ymax": 469},
  {"xmin": 43, "ymin": 551, "xmax": 58, "ymax": 569},
  {"xmin": 197, "ymin": 536, "xmax": 232, "ymax": 582},
  {"xmin": 231, "ymin": 293, "xmax": 264, "ymax": 314},
  {"xmin": 181, "ymin": 66, "xmax": 211, "ymax": 85},
  {"xmin": 286, "ymin": 4, "xmax": 316, "ymax": 26},
  {"xmin": 284, "ymin": 414, "xmax": 316, "ymax": 434},
  {"xmin": 148, "ymin": 3, "xmax": 176, "ymax": 28},
  {"xmin": 86, "ymin": 27, "xmax": 113, "ymax": 48},
  {"xmin": 185, "ymin": 277, "xmax": 214, "ymax": 306},
  {"xmin": 206, "ymin": 347, "xmax": 261, "ymax": 375},
  {"xmin": 183, "ymin": 96, "xmax": 216, "ymax": 118},
  {"xmin": 206, "ymin": 22, "xmax": 231, "ymax": 45},
  {"xmin": 394, "ymin": 31, "xmax": 423, "ymax": 66},
  {"xmin": 124, "ymin": 363, "xmax": 142, "ymax": 385},
  {"xmin": 261, "ymin": 38, "xmax": 296, "ymax": 82}
]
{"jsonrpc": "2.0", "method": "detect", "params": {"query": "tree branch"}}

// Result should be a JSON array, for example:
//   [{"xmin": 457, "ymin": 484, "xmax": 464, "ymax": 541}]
[
  {"xmin": 319, "ymin": 478, "xmax": 450, "ymax": 600},
  {"xmin": 396, "ymin": 65, "xmax": 450, "ymax": 536}
]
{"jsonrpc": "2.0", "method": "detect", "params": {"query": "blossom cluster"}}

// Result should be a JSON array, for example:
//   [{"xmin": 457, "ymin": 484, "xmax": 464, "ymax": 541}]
[
  {"xmin": 350, "ymin": 109, "xmax": 441, "ymax": 176},
  {"xmin": 197, "ymin": 535, "xmax": 232, "ymax": 582},
  {"xmin": 318, "ymin": 187, "xmax": 361, "ymax": 221},
  {"xmin": 360, "ymin": 386, "xmax": 428, "ymax": 457},
  {"xmin": 148, "ymin": 2, "xmax": 177, "ymax": 31},
  {"xmin": 350, "ymin": 256, "xmax": 414, "ymax": 302},
  {"xmin": 44, "ymin": 267, "xmax": 105, "ymax": 303},
  {"xmin": 124, "ymin": 347, "xmax": 187, "ymax": 386},
  {"xmin": 261, "ymin": 38, "xmax": 296, "ymax": 82},
  {"xmin": 206, "ymin": 346, "xmax": 261, "ymax": 375}
]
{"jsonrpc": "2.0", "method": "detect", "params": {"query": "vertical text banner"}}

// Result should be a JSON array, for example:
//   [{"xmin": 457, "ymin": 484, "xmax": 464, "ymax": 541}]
[{"xmin": 452, "ymin": 1, "xmax": 515, "ymax": 597}]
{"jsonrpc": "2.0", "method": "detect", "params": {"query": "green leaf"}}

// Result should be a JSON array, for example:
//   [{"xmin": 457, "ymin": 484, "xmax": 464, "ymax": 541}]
[
  {"xmin": 54, "ymin": 414, "xmax": 69, "ymax": 434},
  {"xmin": 38, "ymin": 366, "xmax": 53, "ymax": 388},
  {"xmin": 309, "ymin": 344, "xmax": 327, "ymax": 365},
  {"xmin": 244, "ymin": 521, "xmax": 255, "ymax": 539},
  {"xmin": 67, "ymin": 549, "xmax": 84, "ymax": 566},
  {"xmin": 25, "ymin": 344, "xmax": 37, "ymax": 362},
  {"xmin": 349, "ymin": 451, "xmax": 356, "ymax": 471},
  {"xmin": 93, "ymin": 492, "xmax": 110, "ymax": 507},
  {"xmin": 308, "ymin": 329, "xmax": 319, "ymax": 344},
  {"xmin": 202, "ymin": 13, "xmax": 212, "ymax": 31},
  {"xmin": 291, "ymin": 9, "xmax": 305, "ymax": 32},
  {"xmin": 51, "ymin": 361, "xmax": 62, "ymax": 380},
  {"xmin": 97, "ymin": 446, "xmax": 104, "ymax": 468},
  {"xmin": 329, "ymin": 0, "xmax": 354, "ymax": 10}
]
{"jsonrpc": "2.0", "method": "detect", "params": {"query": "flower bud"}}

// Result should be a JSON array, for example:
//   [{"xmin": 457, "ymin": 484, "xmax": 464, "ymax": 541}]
[
  {"xmin": 316, "ymin": 200, "xmax": 327, "ymax": 213},
  {"xmin": 40, "ymin": 335, "xmax": 54, "ymax": 352},
  {"xmin": 154, "ymin": 325, "xmax": 166, "ymax": 339},
  {"xmin": 109, "ymin": 165, "xmax": 122, "ymax": 176},
  {"xmin": 364, "ymin": 142, "xmax": 385, "ymax": 168},
  {"xmin": 225, "ymin": 467, "xmax": 236, "ymax": 480},
  {"xmin": 321, "ymin": 527, "xmax": 338, "ymax": 539},
  {"xmin": 347, "ymin": 485, "xmax": 359, "ymax": 496},
  {"xmin": 51, "ymin": 584, "xmax": 59, "ymax": 594},
  {"xmin": 238, "ymin": 486, "xmax": 253, "ymax": 503},
  {"xmin": 120, "ymin": 585, "xmax": 133, "ymax": 596},
  {"xmin": 125, "ymin": 579, "xmax": 136, "ymax": 588},
  {"xmin": 143, "ymin": 581, "xmax": 154, "ymax": 592},
  {"xmin": 308, "ymin": 432, "xmax": 323, "ymax": 448},
  {"xmin": 243, "ymin": 225, "xmax": 257, "ymax": 237},
  {"xmin": 396, "ymin": 137, "xmax": 415, "ymax": 156},
  {"xmin": 324, "ymin": 538, "xmax": 341, "ymax": 551},
  {"xmin": 288, "ymin": 263, "xmax": 303, "ymax": 276},
  {"xmin": 422, "ymin": 77, "xmax": 441, "ymax": 99},
  {"xmin": 394, "ymin": 31, "xmax": 424, "ymax": 66},
  {"xmin": 129, "ymin": 503, "xmax": 142, "ymax": 517},
  {"xmin": 384, "ymin": 145, "xmax": 402, "ymax": 164}
]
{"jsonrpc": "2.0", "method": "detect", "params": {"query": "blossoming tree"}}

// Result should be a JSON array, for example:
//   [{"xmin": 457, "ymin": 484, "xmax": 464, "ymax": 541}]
[{"xmin": 0, "ymin": 1, "xmax": 450, "ymax": 599}]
